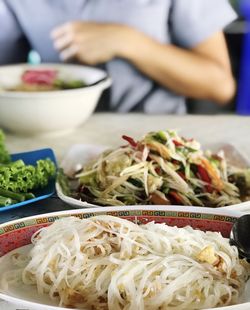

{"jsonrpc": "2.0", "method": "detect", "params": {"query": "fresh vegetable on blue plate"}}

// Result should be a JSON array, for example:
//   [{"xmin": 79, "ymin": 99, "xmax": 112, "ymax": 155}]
[
  {"xmin": 0, "ymin": 130, "xmax": 56, "ymax": 207},
  {"xmin": 0, "ymin": 130, "xmax": 10, "ymax": 164}
]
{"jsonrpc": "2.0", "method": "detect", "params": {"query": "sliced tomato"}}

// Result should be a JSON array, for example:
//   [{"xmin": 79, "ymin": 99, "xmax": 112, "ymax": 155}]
[
  {"xmin": 168, "ymin": 190, "xmax": 183, "ymax": 205},
  {"xmin": 197, "ymin": 165, "xmax": 213, "ymax": 193},
  {"xmin": 150, "ymin": 193, "xmax": 171, "ymax": 205}
]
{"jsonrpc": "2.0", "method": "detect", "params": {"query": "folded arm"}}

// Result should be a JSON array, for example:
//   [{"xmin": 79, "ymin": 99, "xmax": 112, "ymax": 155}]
[
  {"xmin": 122, "ymin": 29, "xmax": 235, "ymax": 104},
  {"xmin": 51, "ymin": 22, "xmax": 235, "ymax": 105}
]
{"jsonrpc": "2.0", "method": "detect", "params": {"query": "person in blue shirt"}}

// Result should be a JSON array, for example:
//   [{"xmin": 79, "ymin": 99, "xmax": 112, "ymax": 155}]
[{"xmin": 0, "ymin": 0, "xmax": 237, "ymax": 113}]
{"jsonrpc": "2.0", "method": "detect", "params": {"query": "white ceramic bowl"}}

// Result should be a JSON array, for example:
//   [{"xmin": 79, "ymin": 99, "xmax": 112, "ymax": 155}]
[{"xmin": 0, "ymin": 64, "xmax": 111, "ymax": 136}]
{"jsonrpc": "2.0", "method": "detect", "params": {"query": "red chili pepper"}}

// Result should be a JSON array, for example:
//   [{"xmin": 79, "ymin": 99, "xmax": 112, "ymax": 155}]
[
  {"xmin": 177, "ymin": 171, "xmax": 186, "ymax": 180},
  {"xmin": 197, "ymin": 165, "xmax": 213, "ymax": 193},
  {"xmin": 168, "ymin": 191, "xmax": 183, "ymax": 205},
  {"xmin": 173, "ymin": 140, "xmax": 184, "ymax": 147},
  {"xmin": 155, "ymin": 167, "xmax": 162, "ymax": 174},
  {"xmin": 181, "ymin": 137, "xmax": 194, "ymax": 142},
  {"xmin": 122, "ymin": 135, "xmax": 138, "ymax": 148},
  {"xmin": 172, "ymin": 159, "xmax": 180, "ymax": 165}
]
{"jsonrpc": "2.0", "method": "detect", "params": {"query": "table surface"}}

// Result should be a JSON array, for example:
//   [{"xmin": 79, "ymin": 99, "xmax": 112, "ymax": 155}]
[
  {"xmin": 1, "ymin": 113, "xmax": 250, "ymax": 309},
  {"xmin": 1, "ymin": 113, "xmax": 250, "ymax": 224}
]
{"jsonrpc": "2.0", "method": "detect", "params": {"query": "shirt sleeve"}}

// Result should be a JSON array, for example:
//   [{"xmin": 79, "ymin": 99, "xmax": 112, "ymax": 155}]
[
  {"xmin": 0, "ymin": 0, "xmax": 29, "ymax": 64},
  {"xmin": 169, "ymin": 0, "xmax": 237, "ymax": 48}
]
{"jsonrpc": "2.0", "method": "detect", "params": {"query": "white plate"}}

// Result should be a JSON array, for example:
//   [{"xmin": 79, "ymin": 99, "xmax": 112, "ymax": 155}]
[
  {"xmin": 56, "ymin": 144, "xmax": 108, "ymax": 208},
  {"xmin": 0, "ymin": 206, "xmax": 249, "ymax": 310},
  {"xmin": 56, "ymin": 143, "xmax": 250, "ymax": 212}
]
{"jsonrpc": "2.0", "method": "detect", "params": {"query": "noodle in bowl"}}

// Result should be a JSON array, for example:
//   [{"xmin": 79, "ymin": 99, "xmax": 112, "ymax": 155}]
[{"xmin": 0, "ymin": 206, "xmax": 249, "ymax": 310}]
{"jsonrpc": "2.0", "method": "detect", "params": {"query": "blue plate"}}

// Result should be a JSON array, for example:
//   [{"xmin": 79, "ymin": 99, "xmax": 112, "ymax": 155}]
[{"xmin": 0, "ymin": 148, "xmax": 57, "ymax": 212}]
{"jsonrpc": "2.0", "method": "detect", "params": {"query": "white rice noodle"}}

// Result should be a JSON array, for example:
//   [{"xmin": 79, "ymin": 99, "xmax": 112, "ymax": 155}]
[{"xmin": 5, "ymin": 216, "xmax": 248, "ymax": 310}]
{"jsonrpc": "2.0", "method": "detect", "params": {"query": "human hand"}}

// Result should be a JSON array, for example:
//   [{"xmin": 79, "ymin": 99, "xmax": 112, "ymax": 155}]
[{"xmin": 51, "ymin": 22, "xmax": 132, "ymax": 65}]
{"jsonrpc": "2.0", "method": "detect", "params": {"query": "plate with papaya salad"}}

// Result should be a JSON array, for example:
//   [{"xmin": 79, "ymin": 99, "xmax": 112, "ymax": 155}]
[{"xmin": 56, "ymin": 130, "xmax": 250, "ymax": 211}]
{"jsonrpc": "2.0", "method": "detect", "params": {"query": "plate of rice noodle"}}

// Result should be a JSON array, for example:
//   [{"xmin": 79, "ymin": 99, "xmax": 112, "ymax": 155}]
[
  {"xmin": 56, "ymin": 129, "xmax": 250, "ymax": 211},
  {"xmin": 0, "ymin": 206, "xmax": 250, "ymax": 310}
]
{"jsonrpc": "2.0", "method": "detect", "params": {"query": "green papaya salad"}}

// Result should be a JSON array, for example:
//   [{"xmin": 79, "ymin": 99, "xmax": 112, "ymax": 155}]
[
  {"xmin": 0, "ymin": 130, "xmax": 56, "ymax": 207},
  {"xmin": 63, "ymin": 130, "xmax": 250, "ymax": 208}
]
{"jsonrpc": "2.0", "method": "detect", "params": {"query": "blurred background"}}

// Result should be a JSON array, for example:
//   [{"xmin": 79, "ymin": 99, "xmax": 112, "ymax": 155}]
[
  {"xmin": 188, "ymin": 0, "xmax": 247, "ymax": 114},
  {"xmin": 0, "ymin": 0, "xmax": 248, "ymax": 116}
]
